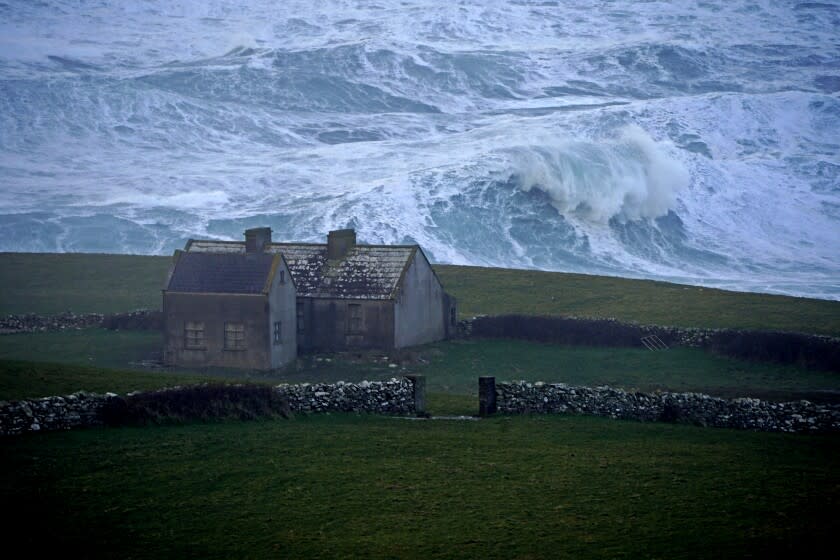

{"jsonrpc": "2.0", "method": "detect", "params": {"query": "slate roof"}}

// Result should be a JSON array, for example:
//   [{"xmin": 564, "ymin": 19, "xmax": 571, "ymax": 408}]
[
  {"xmin": 186, "ymin": 240, "xmax": 417, "ymax": 300},
  {"xmin": 166, "ymin": 252, "xmax": 277, "ymax": 294}
]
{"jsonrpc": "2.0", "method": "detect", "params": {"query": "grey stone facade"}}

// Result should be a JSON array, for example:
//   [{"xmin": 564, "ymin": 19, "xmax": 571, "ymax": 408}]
[
  {"xmin": 163, "ymin": 243, "xmax": 297, "ymax": 370},
  {"xmin": 0, "ymin": 391, "xmax": 115, "ymax": 436},
  {"xmin": 186, "ymin": 228, "xmax": 457, "ymax": 354}
]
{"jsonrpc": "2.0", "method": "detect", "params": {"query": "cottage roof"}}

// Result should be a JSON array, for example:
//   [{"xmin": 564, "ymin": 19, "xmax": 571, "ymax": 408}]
[
  {"xmin": 185, "ymin": 240, "xmax": 417, "ymax": 300},
  {"xmin": 166, "ymin": 252, "xmax": 280, "ymax": 295}
]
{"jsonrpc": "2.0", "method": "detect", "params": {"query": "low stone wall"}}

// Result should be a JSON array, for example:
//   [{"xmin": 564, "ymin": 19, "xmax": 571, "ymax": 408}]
[
  {"xmin": 277, "ymin": 377, "xmax": 421, "ymax": 415},
  {"xmin": 0, "ymin": 376, "xmax": 425, "ymax": 437},
  {"xmin": 0, "ymin": 310, "xmax": 162, "ymax": 334},
  {"xmin": 0, "ymin": 392, "xmax": 116, "ymax": 436},
  {"xmin": 0, "ymin": 312, "xmax": 104, "ymax": 334},
  {"xmin": 101, "ymin": 310, "xmax": 162, "ymax": 331},
  {"xmin": 490, "ymin": 379, "xmax": 840, "ymax": 434}
]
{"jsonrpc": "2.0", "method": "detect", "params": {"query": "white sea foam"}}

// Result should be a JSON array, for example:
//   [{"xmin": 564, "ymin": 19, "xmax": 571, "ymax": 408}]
[
  {"xmin": 508, "ymin": 125, "xmax": 689, "ymax": 223},
  {"xmin": 0, "ymin": 0, "xmax": 838, "ymax": 298}
]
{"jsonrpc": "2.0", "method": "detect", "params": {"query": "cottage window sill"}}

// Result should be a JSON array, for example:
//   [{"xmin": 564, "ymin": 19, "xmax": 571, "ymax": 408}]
[{"xmin": 223, "ymin": 348, "xmax": 247, "ymax": 352}]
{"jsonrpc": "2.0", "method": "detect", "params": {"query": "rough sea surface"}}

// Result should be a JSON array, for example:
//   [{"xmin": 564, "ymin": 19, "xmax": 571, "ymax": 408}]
[{"xmin": 1, "ymin": 1, "xmax": 839, "ymax": 299}]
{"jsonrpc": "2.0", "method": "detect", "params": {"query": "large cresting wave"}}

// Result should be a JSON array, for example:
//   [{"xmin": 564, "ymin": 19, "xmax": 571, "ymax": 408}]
[{"xmin": 508, "ymin": 125, "xmax": 689, "ymax": 224}]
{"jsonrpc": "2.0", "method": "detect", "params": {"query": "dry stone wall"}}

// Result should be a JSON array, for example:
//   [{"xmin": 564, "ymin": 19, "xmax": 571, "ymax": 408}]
[
  {"xmin": 0, "ymin": 392, "xmax": 116, "ymax": 436},
  {"xmin": 0, "ymin": 376, "xmax": 424, "ymax": 437},
  {"xmin": 494, "ymin": 380, "xmax": 840, "ymax": 434},
  {"xmin": 276, "ymin": 377, "xmax": 418, "ymax": 414},
  {"xmin": 0, "ymin": 310, "xmax": 162, "ymax": 334}
]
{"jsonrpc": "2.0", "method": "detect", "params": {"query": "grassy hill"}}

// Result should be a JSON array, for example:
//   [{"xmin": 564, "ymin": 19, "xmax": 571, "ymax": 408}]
[
  {"xmin": 1, "ymin": 251, "xmax": 839, "ymax": 558},
  {"xmin": 0, "ymin": 252, "xmax": 171, "ymax": 315},
  {"xmin": 3, "ymin": 415, "xmax": 837, "ymax": 559},
  {"xmin": 435, "ymin": 265, "xmax": 840, "ymax": 336},
  {"xmin": 2, "ymin": 252, "xmax": 839, "ymax": 335},
  {"xmin": 4, "ymin": 335, "xmax": 838, "ymax": 405}
]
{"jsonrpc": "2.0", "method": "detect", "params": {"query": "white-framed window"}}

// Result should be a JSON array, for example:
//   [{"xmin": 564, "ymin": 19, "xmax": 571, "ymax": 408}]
[
  {"xmin": 224, "ymin": 322, "xmax": 246, "ymax": 350},
  {"xmin": 273, "ymin": 321, "xmax": 282, "ymax": 345},
  {"xmin": 184, "ymin": 321, "xmax": 205, "ymax": 349}
]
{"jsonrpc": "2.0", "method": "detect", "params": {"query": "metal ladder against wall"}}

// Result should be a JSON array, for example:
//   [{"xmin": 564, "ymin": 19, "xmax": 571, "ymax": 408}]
[{"xmin": 641, "ymin": 335, "xmax": 668, "ymax": 351}]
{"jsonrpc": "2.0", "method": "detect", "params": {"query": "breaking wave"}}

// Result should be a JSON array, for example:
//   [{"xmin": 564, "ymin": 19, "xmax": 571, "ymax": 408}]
[{"xmin": 507, "ymin": 125, "xmax": 689, "ymax": 224}]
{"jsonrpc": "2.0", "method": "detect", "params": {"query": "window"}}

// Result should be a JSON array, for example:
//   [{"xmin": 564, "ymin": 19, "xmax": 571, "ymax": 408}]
[
  {"xmin": 296, "ymin": 302, "xmax": 305, "ymax": 334},
  {"xmin": 273, "ymin": 321, "xmax": 282, "ymax": 345},
  {"xmin": 347, "ymin": 303, "xmax": 362, "ymax": 334},
  {"xmin": 450, "ymin": 306, "xmax": 457, "ymax": 327},
  {"xmin": 224, "ymin": 322, "xmax": 245, "ymax": 350},
  {"xmin": 184, "ymin": 321, "xmax": 205, "ymax": 349},
  {"xmin": 279, "ymin": 270, "xmax": 285, "ymax": 284}
]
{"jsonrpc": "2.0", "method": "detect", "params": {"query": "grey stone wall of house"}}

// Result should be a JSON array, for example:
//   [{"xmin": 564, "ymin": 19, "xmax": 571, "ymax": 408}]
[
  {"xmin": 492, "ymin": 380, "xmax": 840, "ymax": 434},
  {"xmin": 269, "ymin": 259, "xmax": 297, "ymax": 368},
  {"xmin": 0, "ymin": 392, "xmax": 115, "ymax": 436},
  {"xmin": 394, "ymin": 251, "xmax": 446, "ymax": 348},
  {"xmin": 298, "ymin": 298, "xmax": 395, "ymax": 353},
  {"xmin": 163, "ymin": 293, "xmax": 272, "ymax": 370}
]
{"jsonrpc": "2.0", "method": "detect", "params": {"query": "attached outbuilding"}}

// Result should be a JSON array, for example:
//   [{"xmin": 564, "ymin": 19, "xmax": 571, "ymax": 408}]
[
  {"xmin": 162, "ymin": 249, "xmax": 297, "ymax": 370},
  {"xmin": 186, "ymin": 227, "xmax": 457, "ymax": 354}
]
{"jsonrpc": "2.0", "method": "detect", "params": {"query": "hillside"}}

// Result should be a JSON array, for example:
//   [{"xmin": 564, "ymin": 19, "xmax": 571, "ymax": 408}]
[
  {"xmin": 1, "ymin": 253, "xmax": 839, "ymax": 559},
  {"xmin": 2, "ymin": 252, "xmax": 839, "ymax": 336}
]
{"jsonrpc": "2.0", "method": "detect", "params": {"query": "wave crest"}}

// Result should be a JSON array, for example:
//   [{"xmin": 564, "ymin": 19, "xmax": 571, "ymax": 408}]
[{"xmin": 506, "ymin": 125, "xmax": 689, "ymax": 223}]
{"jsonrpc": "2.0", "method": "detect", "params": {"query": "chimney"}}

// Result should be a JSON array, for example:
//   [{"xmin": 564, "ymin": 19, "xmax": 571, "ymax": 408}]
[
  {"xmin": 244, "ymin": 227, "xmax": 272, "ymax": 253},
  {"xmin": 327, "ymin": 229, "xmax": 356, "ymax": 260}
]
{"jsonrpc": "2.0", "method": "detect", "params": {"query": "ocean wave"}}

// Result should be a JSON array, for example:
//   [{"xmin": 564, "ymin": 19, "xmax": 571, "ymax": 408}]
[
  {"xmin": 0, "ymin": 0, "xmax": 839, "ymax": 299},
  {"xmin": 505, "ymin": 125, "xmax": 689, "ymax": 223}
]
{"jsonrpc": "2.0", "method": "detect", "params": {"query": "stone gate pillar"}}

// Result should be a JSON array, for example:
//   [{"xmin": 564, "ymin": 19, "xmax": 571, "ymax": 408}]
[{"xmin": 479, "ymin": 376, "xmax": 496, "ymax": 417}]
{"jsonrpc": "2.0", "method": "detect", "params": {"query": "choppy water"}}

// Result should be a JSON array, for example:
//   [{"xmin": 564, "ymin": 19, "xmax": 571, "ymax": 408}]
[{"xmin": 1, "ymin": 0, "xmax": 839, "ymax": 299}]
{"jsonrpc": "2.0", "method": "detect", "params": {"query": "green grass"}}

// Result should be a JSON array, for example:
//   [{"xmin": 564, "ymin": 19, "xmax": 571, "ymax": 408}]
[
  {"xmin": 2, "ymin": 253, "xmax": 839, "ymax": 558},
  {"xmin": 2, "ymin": 415, "xmax": 838, "ymax": 559},
  {"xmin": 2, "ymin": 332, "xmax": 837, "ymax": 407},
  {"xmin": 436, "ymin": 265, "xmax": 840, "ymax": 336},
  {"xmin": 0, "ymin": 329, "xmax": 162, "ymax": 370},
  {"xmin": 0, "ymin": 361, "xmax": 219, "ymax": 401},
  {"xmin": 412, "ymin": 339, "xmax": 840, "ymax": 402},
  {"xmin": 3, "ymin": 253, "xmax": 839, "ymax": 336},
  {"xmin": 0, "ymin": 252, "xmax": 170, "ymax": 315}
]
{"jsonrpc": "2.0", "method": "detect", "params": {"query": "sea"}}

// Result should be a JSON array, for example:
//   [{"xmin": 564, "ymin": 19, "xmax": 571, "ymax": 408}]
[{"xmin": 1, "ymin": 0, "xmax": 839, "ymax": 299}]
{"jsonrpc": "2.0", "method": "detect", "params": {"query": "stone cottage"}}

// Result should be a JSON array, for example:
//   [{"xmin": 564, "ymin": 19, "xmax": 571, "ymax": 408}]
[
  {"xmin": 162, "ymin": 247, "xmax": 297, "ymax": 370},
  {"xmin": 183, "ymin": 227, "xmax": 457, "ymax": 354}
]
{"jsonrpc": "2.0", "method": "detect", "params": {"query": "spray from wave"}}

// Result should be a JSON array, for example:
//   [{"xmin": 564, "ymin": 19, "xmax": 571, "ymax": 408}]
[{"xmin": 504, "ymin": 125, "xmax": 689, "ymax": 224}]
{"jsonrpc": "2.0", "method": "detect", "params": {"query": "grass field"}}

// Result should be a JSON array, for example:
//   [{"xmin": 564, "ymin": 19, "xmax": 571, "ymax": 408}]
[
  {"xmin": 2, "ymin": 251, "xmax": 839, "ymax": 558},
  {"xmin": 435, "ymin": 265, "xmax": 840, "ymax": 336},
  {"xmin": 0, "ymin": 252, "xmax": 170, "ymax": 315},
  {"xmin": 3, "ymin": 252, "xmax": 839, "ymax": 335},
  {"xmin": 0, "ymin": 361, "xmax": 218, "ymax": 402},
  {"xmin": 2, "ymin": 332, "xmax": 838, "ymax": 405},
  {"xmin": 2, "ymin": 415, "xmax": 837, "ymax": 559}
]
